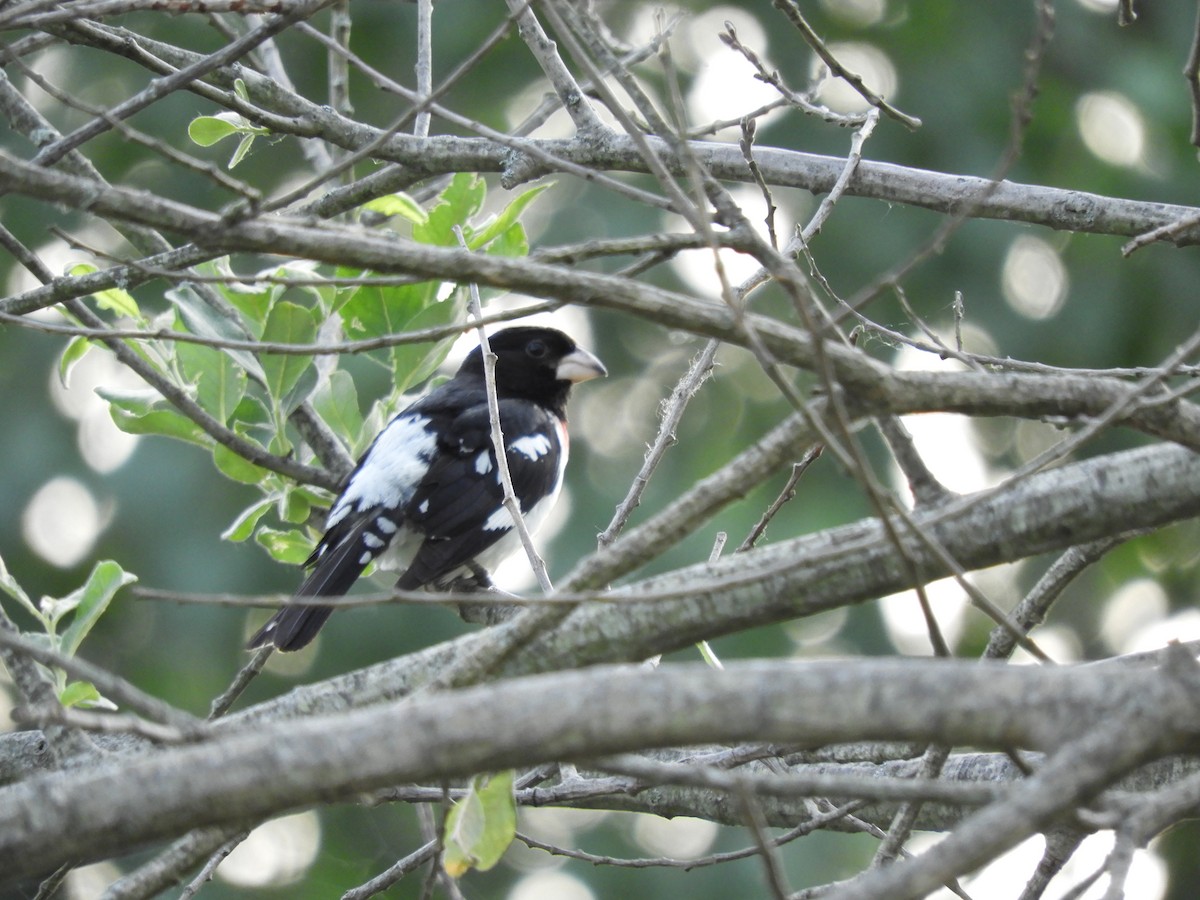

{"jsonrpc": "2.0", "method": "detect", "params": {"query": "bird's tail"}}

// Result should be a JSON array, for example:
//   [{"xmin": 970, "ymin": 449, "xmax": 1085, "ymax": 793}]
[
  {"xmin": 246, "ymin": 603, "xmax": 334, "ymax": 651},
  {"xmin": 246, "ymin": 517, "xmax": 377, "ymax": 651}
]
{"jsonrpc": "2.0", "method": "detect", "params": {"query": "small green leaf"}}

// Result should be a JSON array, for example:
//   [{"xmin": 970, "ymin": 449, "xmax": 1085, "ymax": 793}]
[
  {"xmin": 60, "ymin": 681, "xmax": 103, "ymax": 709},
  {"xmin": 0, "ymin": 553, "xmax": 40, "ymax": 621},
  {"xmin": 58, "ymin": 337, "xmax": 92, "ymax": 388},
  {"xmin": 222, "ymin": 498, "xmax": 274, "ymax": 542},
  {"xmin": 229, "ymin": 132, "xmax": 256, "ymax": 169},
  {"xmin": 70, "ymin": 263, "xmax": 140, "ymax": 320},
  {"xmin": 484, "ymin": 222, "xmax": 530, "ymax": 261},
  {"xmin": 188, "ymin": 115, "xmax": 241, "ymax": 147},
  {"xmin": 441, "ymin": 172, "xmax": 486, "ymax": 222},
  {"xmin": 212, "ymin": 442, "xmax": 270, "ymax": 485},
  {"xmin": 392, "ymin": 293, "xmax": 468, "ymax": 394},
  {"xmin": 177, "ymin": 337, "xmax": 247, "ymax": 425},
  {"xmin": 256, "ymin": 527, "xmax": 314, "ymax": 566},
  {"xmin": 312, "ymin": 370, "xmax": 363, "ymax": 449},
  {"xmin": 100, "ymin": 389, "xmax": 211, "ymax": 446},
  {"xmin": 281, "ymin": 486, "xmax": 312, "ymax": 524},
  {"xmin": 59, "ymin": 560, "xmax": 137, "ymax": 658},
  {"xmin": 167, "ymin": 283, "xmax": 266, "ymax": 377},
  {"xmin": 414, "ymin": 173, "xmax": 485, "ymax": 246},
  {"xmin": 260, "ymin": 301, "xmax": 318, "ymax": 410},
  {"xmin": 363, "ymin": 192, "xmax": 428, "ymax": 225},
  {"xmin": 443, "ymin": 771, "xmax": 517, "ymax": 877},
  {"xmin": 469, "ymin": 184, "xmax": 549, "ymax": 250},
  {"xmin": 234, "ymin": 78, "xmax": 250, "ymax": 102}
]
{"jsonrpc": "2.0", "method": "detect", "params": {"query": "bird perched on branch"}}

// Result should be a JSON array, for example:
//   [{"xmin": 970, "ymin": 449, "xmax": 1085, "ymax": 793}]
[{"xmin": 248, "ymin": 326, "xmax": 606, "ymax": 651}]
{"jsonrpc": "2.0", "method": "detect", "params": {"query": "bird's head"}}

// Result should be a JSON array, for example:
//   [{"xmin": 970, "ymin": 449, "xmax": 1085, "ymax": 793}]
[{"xmin": 462, "ymin": 326, "xmax": 606, "ymax": 409}]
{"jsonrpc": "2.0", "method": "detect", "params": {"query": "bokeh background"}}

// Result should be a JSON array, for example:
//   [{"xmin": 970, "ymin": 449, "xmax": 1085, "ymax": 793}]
[{"xmin": 3, "ymin": 0, "xmax": 1200, "ymax": 896}]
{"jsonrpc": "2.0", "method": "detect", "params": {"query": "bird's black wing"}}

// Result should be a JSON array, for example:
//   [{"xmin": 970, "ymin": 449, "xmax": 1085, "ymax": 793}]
[{"xmin": 398, "ymin": 397, "xmax": 565, "ymax": 590}]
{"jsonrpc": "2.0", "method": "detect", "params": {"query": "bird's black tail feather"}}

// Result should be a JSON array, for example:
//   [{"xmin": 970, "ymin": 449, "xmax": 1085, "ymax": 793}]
[
  {"xmin": 246, "ymin": 517, "xmax": 376, "ymax": 651},
  {"xmin": 247, "ymin": 604, "xmax": 335, "ymax": 651}
]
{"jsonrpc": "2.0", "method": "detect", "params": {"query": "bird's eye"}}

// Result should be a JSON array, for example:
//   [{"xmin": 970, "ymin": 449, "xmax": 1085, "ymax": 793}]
[{"xmin": 526, "ymin": 339, "xmax": 548, "ymax": 359}]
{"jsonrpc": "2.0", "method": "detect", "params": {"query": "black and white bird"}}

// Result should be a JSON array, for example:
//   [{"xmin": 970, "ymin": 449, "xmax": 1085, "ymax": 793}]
[{"xmin": 248, "ymin": 326, "xmax": 606, "ymax": 651}]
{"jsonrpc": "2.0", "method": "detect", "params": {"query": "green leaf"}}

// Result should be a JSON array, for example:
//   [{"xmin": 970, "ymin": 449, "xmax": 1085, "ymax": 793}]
[
  {"xmin": 177, "ymin": 337, "xmax": 247, "ymax": 425},
  {"xmin": 256, "ymin": 527, "xmax": 314, "ymax": 566},
  {"xmin": 363, "ymin": 192, "xmax": 428, "ymax": 225},
  {"xmin": 58, "ymin": 337, "xmax": 92, "ymax": 388},
  {"xmin": 166, "ymin": 284, "xmax": 266, "ymax": 378},
  {"xmin": 441, "ymin": 172, "xmax": 487, "ymax": 222},
  {"xmin": 188, "ymin": 115, "xmax": 241, "ymax": 147},
  {"xmin": 414, "ymin": 173, "xmax": 485, "ymax": 246},
  {"xmin": 442, "ymin": 771, "xmax": 517, "ymax": 877},
  {"xmin": 469, "ymin": 184, "xmax": 549, "ymax": 250},
  {"xmin": 260, "ymin": 301, "xmax": 318, "ymax": 410},
  {"xmin": 70, "ymin": 263, "xmax": 141, "ymax": 320},
  {"xmin": 0, "ymin": 553, "xmax": 40, "ymax": 621},
  {"xmin": 340, "ymin": 282, "xmax": 432, "ymax": 342},
  {"xmin": 60, "ymin": 681, "xmax": 103, "ymax": 709},
  {"xmin": 59, "ymin": 560, "xmax": 137, "ymax": 658},
  {"xmin": 100, "ymin": 388, "xmax": 211, "ymax": 446},
  {"xmin": 391, "ymin": 292, "xmax": 468, "ymax": 394},
  {"xmin": 484, "ymin": 222, "xmax": 530, "ymax": 261},
  {"xmin": 222, "ymin": 498, "xmax": 274, "ymax": 542},
  {"xmin": 229, "ymin": 132, "xmax": 256, "ymax": 169},
  {"xmin": 280, "ymin": 485, "xmax": 312, "ymax": 524},
  {"xmin": 212, "ymin": 442, "xmax": 270, "ymax": 485},
  {"xmin": 311, "ymin": 370, "xmax": 363, "ymax": 449}
]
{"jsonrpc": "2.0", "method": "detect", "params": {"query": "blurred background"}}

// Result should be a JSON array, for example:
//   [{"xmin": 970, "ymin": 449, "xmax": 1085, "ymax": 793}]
[{"xmin": 3, "ymin": 0, "xmax": 1200, "ymax": 896}]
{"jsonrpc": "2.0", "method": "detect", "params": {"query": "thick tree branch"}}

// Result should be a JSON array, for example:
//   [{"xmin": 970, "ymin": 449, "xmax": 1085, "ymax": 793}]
[{"xmin": 3, "ymin": 658, "xmax": 1200, "ymax": 882}]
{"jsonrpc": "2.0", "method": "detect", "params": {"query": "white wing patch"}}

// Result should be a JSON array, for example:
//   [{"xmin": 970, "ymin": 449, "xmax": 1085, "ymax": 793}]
[
  {"xmin": 509, "ymin": 433, "xmax": 552, "ymax": 460},
  {"xmin": 329, "ymin": 414, "xmax": 437, "ymax": 525},
  {"xmin": 474, "ymin": 451, "xmax": 493, "ymax": 475},
  {"xmin": 484, "ymin": 506, "xmax": 514, "ymax": 532}
]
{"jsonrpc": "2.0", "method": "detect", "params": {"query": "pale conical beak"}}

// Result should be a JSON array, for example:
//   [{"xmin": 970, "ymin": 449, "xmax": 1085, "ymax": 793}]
[{"xmin": 556, "ymin": 347, "xmax": 607, "ymax": 383}]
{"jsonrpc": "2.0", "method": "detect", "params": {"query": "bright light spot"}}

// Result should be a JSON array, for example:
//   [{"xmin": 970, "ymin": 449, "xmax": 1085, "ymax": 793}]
[
  {"xmin": 510, "ymin": 807, "xmax": 610, "ymax": 872},
  {"xmin": 50, "ymin": 347, "xmax": 142, "ymax": 473},
  {"xmin": 521, "ymin": 804, "xmax": 609, "ymax": 843},
  {"xmin": 1014, "ymin": 419, "xmax": 1067, "ymax": 464},
  {"xmin": 810, "ymin": 43, "xmax": 898, "ymax": 114},
  {"xmin": 218, "ymin": 812, "xmax": 320, "ymax": 888},
  {"xmin": 1001, "ymin": 236, "xmax": 1068, "ymax": 321},
  {"xmin": 1075, "ymin": 0, "xmax": 1120, "ymax": 13},
  {"xmin": 686, "ymin": 50, "xmax": 787, "ymax": 134},
  {"xmin": 491, "ymin": 488, "xmax": 572, "ymax": 591},
  {"xmin": 1100, "ymin": 578, "xmax": 1169, "ymax": 653},
  {"xmin": 819, "ymin": 0, "xmax": 887, "ymax": 27},
  {"xmin": 785, "ymin": 606, "xmax": 848, "ymax": 649},
  {"xmin": 668, "ymin": 185, "xmax": 796, "ymax": 299},
  {"xmin": 629, "ymin": 6, "xmax": 768, "ymax": 75},
  {"xmin": 509, "ymin": 870, "xmax": 596, "ymax": 900},
  {"xmin": 1124, "ymin": 609, "xmax": 1200, "ymax": 656},
  {"xmin": 67, "ymin": 861, "xmax": 124, "ymax": 899},
  {"xmin": 76, "ymin": 409, "xmax": 138, "ymax": 474},
  {"xmin": 22, "ymin": 477, "xmax": 107, "ymax": 568},
  {"xmin": 576, "ymin": 376, "xmax": 664, "ymax": 458},
  {"xmin": 633, "ymin": 814, "xmax": 719, "ymax": 858},
  {"xmin": 879, "ymin": 577, "xmax": 969, "ymax": 655},
  {"xmin": 918, "ymin": 831, "xmax": 1166, "ymax": 900},
  {"xmin": 892, "ymin": 334, "xmax": 1001, "ymax": 496},
  {"xmin": 1076, "ymin": 91, "xmax": 1146, "ymax": 168},
  {"xmin": 1010, "ymin": 624, "xmax": 1081, "ymax": 665}
]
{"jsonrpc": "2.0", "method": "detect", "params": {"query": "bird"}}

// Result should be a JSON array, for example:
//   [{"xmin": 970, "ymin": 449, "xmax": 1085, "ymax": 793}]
[{"xmin": 247, "ymin": 326, "xmax": 606, "ymax": 651}]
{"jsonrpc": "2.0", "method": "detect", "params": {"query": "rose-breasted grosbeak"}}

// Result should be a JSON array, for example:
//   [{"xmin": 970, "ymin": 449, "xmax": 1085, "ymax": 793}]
[{"xmin": 248, "ymin": 326, "xmax": 606, "ymax": 652}]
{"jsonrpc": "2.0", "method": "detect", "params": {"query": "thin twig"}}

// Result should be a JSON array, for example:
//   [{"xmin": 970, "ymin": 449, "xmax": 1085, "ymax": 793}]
[
  {"xmin": 770, "ymin": 0, "xmax": 921, "ymax": 130},
  {"xmin": 454, "ymin": 225, "xmax": 554, "ymax": 593}
]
